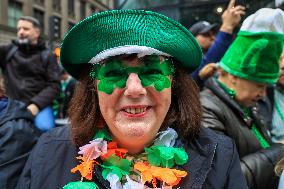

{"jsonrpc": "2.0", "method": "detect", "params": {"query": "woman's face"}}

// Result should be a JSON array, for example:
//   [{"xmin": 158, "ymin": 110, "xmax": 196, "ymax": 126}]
[
  {"xmin": 95, "ymin": 55, "xmax": 173, "ymax": 153},
  {"xmin": 234, "ymin": 77, "xmax": 266, "ymax": 107}
]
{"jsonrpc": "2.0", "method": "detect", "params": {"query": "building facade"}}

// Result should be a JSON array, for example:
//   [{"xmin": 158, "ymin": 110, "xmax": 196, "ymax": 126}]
[
  {"xmin": 118, "ymin": 0, "xmax": 277, "ymax": 29},
  {"xmin": 0, "ymin": 0, "xmax": 114, "ymax": 45},
  {"xmin": 1, "ymin": 0, "xmax": 282, "ymax": 46}
]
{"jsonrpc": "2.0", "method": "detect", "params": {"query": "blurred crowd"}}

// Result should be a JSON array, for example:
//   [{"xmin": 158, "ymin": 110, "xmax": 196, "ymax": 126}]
[{"xmin": 1, "ymin": 0, "xmax": 284, "ymax": 188}]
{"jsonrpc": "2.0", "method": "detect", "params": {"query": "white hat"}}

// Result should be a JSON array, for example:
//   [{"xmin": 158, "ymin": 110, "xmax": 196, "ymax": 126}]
[{"xmin": 240, "ymin": 8, "xmax": 284, "ymax": 33}]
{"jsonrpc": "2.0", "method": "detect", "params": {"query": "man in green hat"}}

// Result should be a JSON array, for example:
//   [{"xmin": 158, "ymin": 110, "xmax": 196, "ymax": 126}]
[{"xmin": 200, "ymin": 8, "xmax": 284, "ymax": 189}]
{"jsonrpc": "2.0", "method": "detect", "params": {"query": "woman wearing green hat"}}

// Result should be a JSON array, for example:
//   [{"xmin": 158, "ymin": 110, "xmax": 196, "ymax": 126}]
[
  {"xmin": 15, "ymin": 10, "xmax": 247, "ymax": 189},
  {"xmin": 200, "ymin": 8, "xmax": 284, "ymax": 189}
]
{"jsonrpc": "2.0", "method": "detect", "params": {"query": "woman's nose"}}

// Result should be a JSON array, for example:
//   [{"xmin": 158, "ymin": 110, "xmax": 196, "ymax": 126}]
[{"xmin": 124, "ymin": 73, "xmax": 147, "ymax": 98}]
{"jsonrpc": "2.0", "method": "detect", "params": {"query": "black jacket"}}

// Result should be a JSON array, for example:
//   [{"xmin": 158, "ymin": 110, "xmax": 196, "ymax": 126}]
[
  {"xmin": 0, "ymin": 98, "xmax": 41, "ymax": 189},
  {"xmin": 200, "ymin": 78, "xmax": 284, "ymax": 189},
  {"xmin": 0, "ymin": 40, "xmax": 60, "ymax": 109},
  {"xmin": 16, "ymin": 126, "xmax": 248, "ymax": 189}
]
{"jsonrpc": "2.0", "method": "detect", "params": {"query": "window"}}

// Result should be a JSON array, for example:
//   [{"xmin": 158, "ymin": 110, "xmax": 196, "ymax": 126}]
[
  {"xmin": 80, "ymin": 0, "xmax": 86, "ymax": 20},
  {"xmin": 34, "ymin": 0, "xmax": 45, "ymax": 6},
  {"xmin": 52, "ymin": 0, "xmax": 61, "ymax": 13},
  {"xmin": 34, "ymin": 9, "xmax": 44, "ymax": 31},
  {"xmin": 68, "ymin": 0, "xmax": 75, "ymax": 17},
  {"xmin": 8, "ymin": 1, "xmax": 23, "ymax": 28}
]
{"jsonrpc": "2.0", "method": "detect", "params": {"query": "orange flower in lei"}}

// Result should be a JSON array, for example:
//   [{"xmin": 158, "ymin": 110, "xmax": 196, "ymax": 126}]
[
  {"xmin": 100, "ymin": 141, "xmax": 128, "ymax": 160},
  {"xmin": 134, "ymin": 162, "xmax": 187, "ymax": 186},
  {"xmin": 71, "ymin": 157, "xmax": 97, "ymax": 180}
]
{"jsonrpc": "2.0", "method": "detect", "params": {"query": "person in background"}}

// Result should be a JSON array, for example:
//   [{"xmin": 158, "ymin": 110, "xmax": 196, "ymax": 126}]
[
  {"xmin": 16, "ymin": 10, "xmax": 247, "ymax": 189},
  {"xmin": 268, "ymin": 48, "xmax": 284, "ymax": 144},
  {"xmin": 190, "ymin": 0, "xmax": 245, "ymax": 87},
  {"xmin": 200, "ymin": 8, "xmax": 284, "ymax": 189},
  {"xmin": 189, "ymin": 20, "xmax": 218, "ymax": 53},
  {"xmin": 52, "ymin": 46, "xmax": 76, "ymax": 125},
  {"xmin": 275, "ymin": 155, "xmax": 284, "ymax": 189},
  {"xmin": 0, "ymin": 16, "xmax": 60, "ymax": 131},
  {"xmin": 0, "ymin": 74, "xmax": 41, "ymax": 189},
  {"xmin": 53, "ymin": 66, "xmax": 76, "ymax": 121}
]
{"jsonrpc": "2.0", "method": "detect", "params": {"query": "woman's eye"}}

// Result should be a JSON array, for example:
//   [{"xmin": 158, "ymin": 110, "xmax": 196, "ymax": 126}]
[
  {"xmin": 142, "ymin": 69, "xmax": 163, "ymax": 75},
  {"xmin": 104, "ymin": 70, "xmax": 124, "ymax": 77}
]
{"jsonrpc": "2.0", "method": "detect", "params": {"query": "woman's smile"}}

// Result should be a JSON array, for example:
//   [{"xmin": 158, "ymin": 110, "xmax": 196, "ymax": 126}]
[{"xmin": 121, "ymin": 105, "xmax": 150, "ymax": 117}]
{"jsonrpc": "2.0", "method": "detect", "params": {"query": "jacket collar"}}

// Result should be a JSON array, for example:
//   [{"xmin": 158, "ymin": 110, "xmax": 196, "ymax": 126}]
[
  {"xmin": 178, "ymin": 127, "xmax": 218, "ymax": 188},
  {"xmin": 204, "ymin": 77, "xmax": 253, "ymax": 127},
  {"xmin": 12, "ymin": 39, "xmax": 46, "ymax": 54}
]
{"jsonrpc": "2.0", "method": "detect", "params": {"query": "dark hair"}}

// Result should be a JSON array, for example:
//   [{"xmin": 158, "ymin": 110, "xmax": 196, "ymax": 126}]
[
  {"xmin": 19, "ymin": 16, "xmax": 41, "ymax": 28},
  {"xmin": 68, "ymin": 62, "xmax": 202, "ymax": 147}
]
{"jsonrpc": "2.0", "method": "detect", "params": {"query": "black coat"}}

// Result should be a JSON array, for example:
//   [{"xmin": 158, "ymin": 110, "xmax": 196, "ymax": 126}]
[
  {"xmin": 200, "ymin": 78, "xmax": 284, "ymax": 189},
  {"xmin": 0, "ymin": 98, "xmax": 41, "ymax": 189},
  {"xmin": 16, "ymin": 126, "xmax": 248, "ymax": 189},
  {"xmin": 0, "ymin": 40, "xmax": 60, "ymax": 109}
]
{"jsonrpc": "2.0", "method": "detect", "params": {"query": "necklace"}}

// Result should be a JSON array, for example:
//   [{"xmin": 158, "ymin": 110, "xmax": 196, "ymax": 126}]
[
  {"xmin": 64, "ymin": 128, "xmax": 189, "ymax": 189},
  {"xmin": 243, "ymin": 107, "xmax": 270, "ymax": 149}
]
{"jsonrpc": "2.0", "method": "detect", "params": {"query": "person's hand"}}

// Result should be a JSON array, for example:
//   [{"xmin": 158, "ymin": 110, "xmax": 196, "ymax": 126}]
[
  {"xmin": 279, "ymin": 140, "xmax": 284, "ymax": 145},
  {"xmin": 220, "ymin": 0, "xmax": 246, "ymax": 34},
  {"xmin": 27, "ymin": 103, "xmax": 39, "ymax": 116},
  {"xmin": 199, "ymin": 63, "xmax": 218, "ymax": 80}
]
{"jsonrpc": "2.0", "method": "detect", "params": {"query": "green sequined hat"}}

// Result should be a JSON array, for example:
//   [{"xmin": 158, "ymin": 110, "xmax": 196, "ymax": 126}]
[{"xmin": 60, "ymin": 10, "xmax": 202, "ymax": 79}]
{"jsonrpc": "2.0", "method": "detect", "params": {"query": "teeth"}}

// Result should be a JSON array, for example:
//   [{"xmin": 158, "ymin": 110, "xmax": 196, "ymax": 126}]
[{"xmin": 125, "ymin": 107, "xmax": 147, "ymax": 114}]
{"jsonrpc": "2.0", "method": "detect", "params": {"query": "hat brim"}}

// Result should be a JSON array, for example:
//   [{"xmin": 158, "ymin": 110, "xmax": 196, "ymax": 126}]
[
  {"xmin": 199, "ymin": 23, "xmax": 219, "ymax": 34},
  {"xmin": 60, "ymin": 10, "xmax": 202, "ymax": 79}
]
